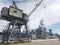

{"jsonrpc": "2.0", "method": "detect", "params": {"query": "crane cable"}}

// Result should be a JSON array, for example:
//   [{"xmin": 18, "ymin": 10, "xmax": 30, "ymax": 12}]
[{"xmin": 28, "ymin": 0, "xmax": 43, "ymax": 17}]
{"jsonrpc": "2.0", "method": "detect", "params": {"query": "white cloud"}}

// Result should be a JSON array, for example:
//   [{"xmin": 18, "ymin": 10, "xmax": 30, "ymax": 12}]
[
  {"xmin": 0, "ymin": 0, "xmax": 11, "ymax": 11},
  {"xmin": 43, "ymin": 2, "xmax": 60, "ymax": 26},
  {"xmin": 24, "ymin": 0, "xmax": 60, "ymax": 30}
]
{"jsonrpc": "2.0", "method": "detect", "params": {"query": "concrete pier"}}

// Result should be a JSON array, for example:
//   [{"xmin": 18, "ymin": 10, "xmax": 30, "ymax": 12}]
[{"xmin": 0, "ymin": 39, "xmax": 60, "ymax": 45}]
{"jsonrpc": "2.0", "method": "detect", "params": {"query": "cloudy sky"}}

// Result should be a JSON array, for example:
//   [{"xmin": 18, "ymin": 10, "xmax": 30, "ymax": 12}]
[{"xmin": 0, "ymin": 0, "xmax": 60, "ymax": 34}]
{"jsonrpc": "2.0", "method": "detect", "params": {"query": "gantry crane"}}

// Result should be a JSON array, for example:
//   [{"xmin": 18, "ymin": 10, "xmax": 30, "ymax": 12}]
[{"xmin": 0, "ymin": 0, "xmax": 43, "ymax": 43}]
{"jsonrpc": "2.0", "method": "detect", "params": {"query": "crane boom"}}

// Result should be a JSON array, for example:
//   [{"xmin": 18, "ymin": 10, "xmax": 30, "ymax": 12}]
[{"xmin": 28, "ymin": 0, "xmax": 43, "ymax": 17}]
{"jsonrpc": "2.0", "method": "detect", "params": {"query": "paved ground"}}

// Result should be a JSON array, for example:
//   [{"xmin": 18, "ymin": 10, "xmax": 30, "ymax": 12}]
[{"xmin": 0, "ymin": 39, "xmax": 60, "ymax": 45}]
